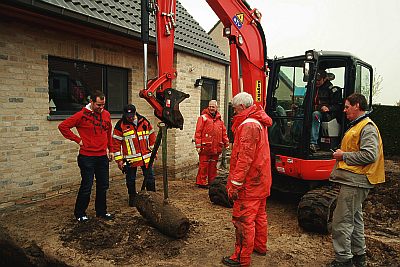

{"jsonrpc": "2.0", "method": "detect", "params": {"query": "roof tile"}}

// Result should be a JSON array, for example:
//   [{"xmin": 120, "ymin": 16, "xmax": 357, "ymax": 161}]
[{"xmin": 13, "ymin": 0, "xmax": 227, "ymax": 62}]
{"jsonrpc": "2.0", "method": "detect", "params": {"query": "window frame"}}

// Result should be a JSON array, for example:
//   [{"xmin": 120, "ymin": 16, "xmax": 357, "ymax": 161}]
[{"xmin": 47, "ymin": 56, "xmax": 128, "ymax": 120}]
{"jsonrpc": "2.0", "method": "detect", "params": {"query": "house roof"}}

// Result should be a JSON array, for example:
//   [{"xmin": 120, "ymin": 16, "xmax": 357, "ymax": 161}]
[{"xmin": 6, "ymin": 0, "xmax": 228, "ymax": 64}]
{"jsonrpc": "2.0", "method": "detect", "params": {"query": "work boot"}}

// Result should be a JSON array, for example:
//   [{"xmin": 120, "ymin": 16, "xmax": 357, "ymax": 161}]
[
  {"xmin": 352, "ymin": 254, "xmax": 366, "ymax": 267},
  {"xmin": 326, "ymin": 259, "xmax": 352, "ymax": 267},
  {"xmin": 310, "ymin": 144, "xmax": 320, "ymax": 153},
  {"xmin": 128, "ymin": 194, "xmax": 136, "ymax": 207},
  {"xmin": 146, "ymin": 182, "xmax": 156, "ymax": 192},
  {"xmin": 127, "ymin": 184, "xmax": 137, "ymax": 207},
  {"xmin": 221, "ymin": 256, "xmax": 240, "ymax": 267}
]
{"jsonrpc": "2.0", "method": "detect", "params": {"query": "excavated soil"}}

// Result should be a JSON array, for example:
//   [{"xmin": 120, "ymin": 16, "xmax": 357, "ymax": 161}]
[{"xmin": 0, "ymin": 159, "xmax": 399, "ymax": 267}]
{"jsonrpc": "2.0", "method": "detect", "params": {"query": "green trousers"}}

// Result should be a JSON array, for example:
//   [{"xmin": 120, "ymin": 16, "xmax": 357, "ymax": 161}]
[{"xmin": 332, "ymin": 184, "xmax": 370, "ymax": 262}]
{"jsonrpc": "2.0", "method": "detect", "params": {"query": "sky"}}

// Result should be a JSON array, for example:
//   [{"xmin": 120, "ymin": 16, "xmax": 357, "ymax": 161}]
[{"xmin": 178, "ymin": 0, "xmax": 400, "ymax": 105}]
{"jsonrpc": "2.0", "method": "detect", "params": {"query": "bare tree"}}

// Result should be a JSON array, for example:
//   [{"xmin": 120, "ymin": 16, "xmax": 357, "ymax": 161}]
[{"xmin": 372, "ymin": 68, "xmax": 383, "ymax": 98}]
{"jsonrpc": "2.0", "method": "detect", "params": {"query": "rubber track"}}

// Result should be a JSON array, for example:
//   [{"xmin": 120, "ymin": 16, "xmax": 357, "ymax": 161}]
[{"xmin": 297, "ymin": 185, "xmax": 340, "ymax": 234}]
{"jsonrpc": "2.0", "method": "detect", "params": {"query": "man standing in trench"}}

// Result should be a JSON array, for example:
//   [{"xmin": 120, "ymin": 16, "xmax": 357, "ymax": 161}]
[
  {"xmin": 222, "ymin": 92, "xmax": 273, "ymax": 267},
  {"xmin": 328, "ymin": 93, "xmax": 385, "ymax": 267}
]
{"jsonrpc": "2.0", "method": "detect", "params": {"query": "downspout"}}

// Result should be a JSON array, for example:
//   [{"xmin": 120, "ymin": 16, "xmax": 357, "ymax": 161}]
[{"xmin": 220, "ymin": 64, "xmax": 230, "ymax": 169}]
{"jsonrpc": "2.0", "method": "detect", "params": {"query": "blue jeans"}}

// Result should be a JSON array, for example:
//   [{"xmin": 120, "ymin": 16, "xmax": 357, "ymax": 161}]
[
  {"xmin": 74, "ymin": 155, "xmax": 109, "ymax": 218},
  {"xmin": 311, "ymin": 110, "xmax": 322, "ymax": 144},
  {"xmin": 126, "ymin": 165, "xmax": 155, "ymax": 193}
]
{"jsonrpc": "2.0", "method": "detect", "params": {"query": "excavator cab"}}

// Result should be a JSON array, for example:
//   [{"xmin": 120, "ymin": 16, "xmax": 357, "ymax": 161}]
[
  {"xmin": 266, "ymin": 50, "xmax": 374, "ymax": 183},
  {"xmin": 266, "ymin": 50, "xmax": 374, "ymax": 233}
]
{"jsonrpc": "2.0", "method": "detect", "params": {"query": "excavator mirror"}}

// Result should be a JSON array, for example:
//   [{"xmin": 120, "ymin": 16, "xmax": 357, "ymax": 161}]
[{"xmin": 303, "ymin": 62, "xmax": 310, "ymax": 82}]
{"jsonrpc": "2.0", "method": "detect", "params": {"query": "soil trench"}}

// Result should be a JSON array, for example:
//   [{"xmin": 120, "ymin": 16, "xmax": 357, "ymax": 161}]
[{"xmin": 0, "ymin": 159, "xmax": 399, "ymax": 267}]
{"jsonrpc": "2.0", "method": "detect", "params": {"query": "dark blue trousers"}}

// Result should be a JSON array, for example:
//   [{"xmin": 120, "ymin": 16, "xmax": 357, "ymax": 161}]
[
  {"xmin": 74, "ymin": 155, "xmax": 109, "ymax": 218},
  {"xmin": 126, "ymin": 165, "xmax": 155, "ymax": 194}
]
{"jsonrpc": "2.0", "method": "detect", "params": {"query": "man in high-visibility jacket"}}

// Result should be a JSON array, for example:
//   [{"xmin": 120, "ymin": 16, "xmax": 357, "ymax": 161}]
[
  {"xmin": 328, "ymin": 93, "xmax": 385, "ymax": 267},
  {"xmin": 194, "ymin": 100, "xmax": 229, "ymax": 188},
  {"xmin": 222, "ymin": 92, "xmax": 272, "ymax": 267},
  {"xmin": 112, "ymin": 104, "xmax": 156, "ymax": 206}
]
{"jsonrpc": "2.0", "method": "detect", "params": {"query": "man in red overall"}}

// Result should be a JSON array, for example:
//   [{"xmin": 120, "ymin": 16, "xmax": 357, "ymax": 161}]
[
  {"xmin": 222, "ymin": 92, "xmax": 272, "ymax": 267},
  {"xmin": 194, "ymin": 100, "xmax": 229, "ymax": 188}
]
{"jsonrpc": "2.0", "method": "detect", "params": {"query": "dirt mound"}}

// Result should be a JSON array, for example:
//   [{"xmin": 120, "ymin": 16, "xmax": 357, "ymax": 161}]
[
  {"xmin": 364, "ymin": 160, "xmax": 400, "ymax": 267},
  {"xmin": 59, "ymin": 215, "xmax": 188, "ymax": 265},
  {"xmin": 0, "ymin": 225, "xmax": 69, "ymax": 267}
]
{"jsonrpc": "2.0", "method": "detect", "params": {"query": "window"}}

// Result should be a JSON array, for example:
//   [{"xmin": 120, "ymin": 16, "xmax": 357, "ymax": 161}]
[
  {"xmin": 355, "ymin": 64, "xmax": 372, "ymax": 107},
  {"xmin": 268, "ymin": 65, "xmax": 307, "ymax": 147},
  {"xmin": 48, "ymin": 57, "xmax": 128, "ymax": 115},
  {"xmin": 200, "ymin": 78, "xmax": 218, "ymax": 114}
]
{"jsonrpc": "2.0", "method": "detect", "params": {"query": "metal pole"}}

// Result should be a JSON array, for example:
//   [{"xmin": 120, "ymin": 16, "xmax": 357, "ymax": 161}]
[
  {"xmin": 141, "ymin": 0, "xmax": 149, "ymax": 89},
  {"xmin": 161, "ymin": 123, "xmax": 168, "ymax": 201}
]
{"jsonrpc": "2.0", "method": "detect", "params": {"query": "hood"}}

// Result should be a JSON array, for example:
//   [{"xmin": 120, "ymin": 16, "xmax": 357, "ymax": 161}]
[
  {"xmin": 84, "ymin": 103, "xmax": 92, "ymax": 112},
  {"xmin": 231, "ymin": 105, "xmax": 272, "ymax": 132},
  {"xmin": 84, "ymin": 103, "xmax": 104, "ymax": 113},
  {"xmin": 201, "ymin": 107, "xmax": 221, "ymax": 120}
]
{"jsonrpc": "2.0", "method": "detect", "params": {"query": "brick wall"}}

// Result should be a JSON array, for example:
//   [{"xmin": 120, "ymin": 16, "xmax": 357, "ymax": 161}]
[{"xmin": 0, "ymin": 19, "xmax": 228, "ymax": 208}]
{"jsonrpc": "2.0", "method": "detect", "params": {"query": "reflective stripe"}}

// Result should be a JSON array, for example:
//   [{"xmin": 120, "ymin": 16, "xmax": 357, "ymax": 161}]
[
  {"xmin": 142, "ymin": 152, "xmax": 152, "ymax": 159},
  {"xmin": 240, "ymin": 118, "xmax": 262, "ymax": 129},
  {"xmin": 113, "ymin": 134, "xmax": 123, "ymax": 141},
  {"xmin": 231, "ymin": 180, "xmax": 243, "ymax": 186},
  {"xmin": 114, "ymin": 151, "xmax": 122, "ymax": 157},
  {"xmin": 123, "ymin": 130, "xmax": 135, "ymax": 136},
  {"xmin": 125, "ymin": 139, "xmax": 131, "ymax": 154},
  {"xmin": 128, "ymin": 139, "xmax": 136, "ymax": 155},
  {"xmin": 115, "ymin": 155, "xmax": 123, "ymax": 161},
  {"xmin": 137, "ymin": 130, "xmax": 150, "ymax": 136},
  {"xmin": 125, "ymin": 152, "xmax": 142, "ymax": 159},
  {"xmin": 128, "ymin": 155, "xmax": 151, "ymax": 163}
]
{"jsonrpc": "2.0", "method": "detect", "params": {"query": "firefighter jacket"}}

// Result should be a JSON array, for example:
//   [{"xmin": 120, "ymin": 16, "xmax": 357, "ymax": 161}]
[
  {"xmin": 58, "ymin": 104, "xmax": 112, "ymax": 156},
  {"xmin": 194, "ymin": 109, "xmax": 229, "ymax": 155},
  {"xmin": 111, "ymin": 114, "xmax": 156, "ymax": 167},
  {"xmin": 228, "ymin": 105, "xmax": 273, "ymax": 199}
]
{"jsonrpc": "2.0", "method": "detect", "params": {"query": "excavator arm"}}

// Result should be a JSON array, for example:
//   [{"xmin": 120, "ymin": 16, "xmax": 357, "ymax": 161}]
[
  {"xmin": 207, "ymin": 0, "xmax": 268, "ymax": 107},
  {"xmin": 139, "ymin": 0, "xmax": 268, "ymax": 130},
  {"xmin": 140, "ymin": 0, "xmax": 189, "ymax": 130}
]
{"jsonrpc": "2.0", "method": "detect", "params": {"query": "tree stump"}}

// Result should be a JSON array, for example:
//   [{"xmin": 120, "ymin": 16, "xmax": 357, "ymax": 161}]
[{"xmin": 136, "ymin": 191, "xmax": 190, "ymax": 239}]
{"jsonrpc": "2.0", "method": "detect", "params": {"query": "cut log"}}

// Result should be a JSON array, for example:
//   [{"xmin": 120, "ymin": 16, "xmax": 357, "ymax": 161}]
[{"xmin": 135, "ymin": 191, "xmax": 190, "ymax": 239}]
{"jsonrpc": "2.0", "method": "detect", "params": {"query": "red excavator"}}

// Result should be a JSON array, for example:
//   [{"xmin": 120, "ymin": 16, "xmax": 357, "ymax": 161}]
[{"xmin": 139, "ymin": 0, "xmax": 374, "ymax": 233}]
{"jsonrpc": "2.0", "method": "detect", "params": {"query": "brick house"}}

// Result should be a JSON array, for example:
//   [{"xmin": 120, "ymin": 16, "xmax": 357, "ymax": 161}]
[{"xmin": 0, "ymin": 0, "xmax": 229, "ymax": 208}]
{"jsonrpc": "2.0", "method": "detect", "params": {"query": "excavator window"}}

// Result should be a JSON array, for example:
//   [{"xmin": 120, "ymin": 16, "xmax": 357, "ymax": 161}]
[{"xmin": 269, "ymin": 65, "xmax": 306, "ymax": 147}]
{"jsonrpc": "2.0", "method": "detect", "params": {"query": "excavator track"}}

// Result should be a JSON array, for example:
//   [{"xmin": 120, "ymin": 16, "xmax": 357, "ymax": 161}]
[{"xmin": 297, "ymin": 184, "xmax": 340, "ymax": 234}]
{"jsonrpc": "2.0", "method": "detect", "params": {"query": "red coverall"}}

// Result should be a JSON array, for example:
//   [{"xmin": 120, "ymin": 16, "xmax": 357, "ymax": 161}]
[
  {"xmin": 226, "ymin": 104, "xmax": 272, "ymax": 267},
  {"xmin": 194, "ymin": 108, "xmax": 229, "ymax": 186}
]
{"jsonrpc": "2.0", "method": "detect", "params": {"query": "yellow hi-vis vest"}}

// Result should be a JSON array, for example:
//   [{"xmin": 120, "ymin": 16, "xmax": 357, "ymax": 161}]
[{"xmin": 338, "ymin": 118, "xmax": 385, "ymax": 184}]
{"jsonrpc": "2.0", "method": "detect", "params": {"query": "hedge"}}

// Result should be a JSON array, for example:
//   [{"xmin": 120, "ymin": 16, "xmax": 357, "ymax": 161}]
[{"xmin": 370, "ymin": 105, "xmax": 400, "ymax": 157}]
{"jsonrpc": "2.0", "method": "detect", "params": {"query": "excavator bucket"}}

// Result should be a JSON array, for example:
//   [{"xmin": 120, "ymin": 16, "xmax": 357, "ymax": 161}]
[{"xmin": 156, "ymin": 88, "xmax": 190, "ymax": 130}]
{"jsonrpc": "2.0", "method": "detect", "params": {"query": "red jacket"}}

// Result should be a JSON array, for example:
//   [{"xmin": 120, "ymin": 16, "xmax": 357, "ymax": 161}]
[
  {"xmin": 58, "ymin": 104, "xmax": 112, "ymax": 156},
  {"xmin": 111, "ymin": 114, "xmax": 156, "ymax": 167},
  {"xmin": 228, "ymin": 105, "xmax": 273, "ymax": 199},
  {"xmin": 194, "ymin": 109, "xmax": 229, "ymax": 155}
]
